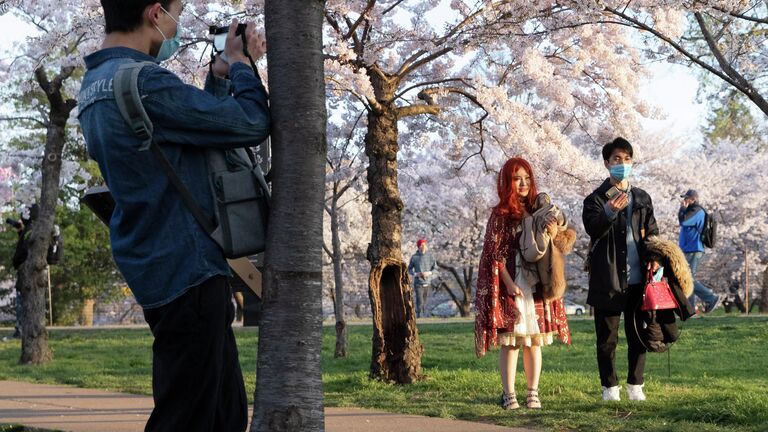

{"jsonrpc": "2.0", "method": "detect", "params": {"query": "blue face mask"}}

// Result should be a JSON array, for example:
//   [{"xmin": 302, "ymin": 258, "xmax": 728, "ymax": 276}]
[
  {"xmin": 609, "ymin": 163, "xmax": 632, "ymax": 181},
  {"xmin": 154, "ymin": 7, "xmax": 182, "ymax": 62}
]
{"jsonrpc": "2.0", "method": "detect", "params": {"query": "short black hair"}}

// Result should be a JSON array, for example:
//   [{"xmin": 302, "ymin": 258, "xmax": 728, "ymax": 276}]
[
  {"xmin": 602, "ymin": 137, "xmax": 634, "ymax": 161},
  {"xmin": 100, "ymin": 0, "xmax": 174, "ymax": 34}
]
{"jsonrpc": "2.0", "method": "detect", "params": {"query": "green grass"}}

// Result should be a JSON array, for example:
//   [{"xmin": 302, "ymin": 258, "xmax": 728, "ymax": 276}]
[
  {"xmin": 0, "ymin": 426, "xmax": 60, "ymax": 432},
  {"xmin": 2, "ymin": 315, "xmax": 767, "ymax": 431}
]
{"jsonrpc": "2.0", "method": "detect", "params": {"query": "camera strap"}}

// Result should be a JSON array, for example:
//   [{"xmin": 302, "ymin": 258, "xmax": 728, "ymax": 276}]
[
  {"xmin": 114, "ymin": 61, "xmax": 217, "ymax": 236},
  {"xmin": 112, "ymin": 61, "xmax": 263, "ymax": 297}
]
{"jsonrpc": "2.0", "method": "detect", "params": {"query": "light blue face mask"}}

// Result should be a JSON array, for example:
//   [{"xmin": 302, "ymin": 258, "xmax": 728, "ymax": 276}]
[
  {"xmin": 609, "ymin": 163, "xmax": 632, "ymax": 181},
  {"xmin": 154, "ymin": 7, "xmax": 182, "ymax": 62}
]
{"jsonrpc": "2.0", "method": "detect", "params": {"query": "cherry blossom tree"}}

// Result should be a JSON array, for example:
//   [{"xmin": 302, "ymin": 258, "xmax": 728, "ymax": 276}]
[
  {"xmin": 584, "ymin": 1, "xmax": 768, "ymax": 118},
  {"xmin": 400, "ymin": 146, "xmax": 492, "ymax": 317},
  {"xmin": 323, "ymin": 0, "xmax": 660, "ymax": 383},
  {"xmin": 324, "ymin": 109, "xmax": 368, "ymax": 357},
  {"xmin": 0, "ymin": 0, "xmax": 100, "ymax": 364},
  {"xmin": 636, "ymin": 132, "xmax": 768, "ymax": 309}
]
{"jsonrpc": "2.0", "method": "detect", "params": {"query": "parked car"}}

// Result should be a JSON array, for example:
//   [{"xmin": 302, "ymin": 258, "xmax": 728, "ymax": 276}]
[
  {"xmin": 564, "ymin": 299, "xmax": 586, "ymax": 316},
  {"xmin": 430, "ymin": 301, "xmax": 459, "ymax": 318}
]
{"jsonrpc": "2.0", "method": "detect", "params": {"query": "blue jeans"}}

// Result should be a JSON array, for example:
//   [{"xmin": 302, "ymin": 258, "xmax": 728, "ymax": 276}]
[{"xmin": 685, "ymin": 252, "xmax": 718, "ymax": 308}]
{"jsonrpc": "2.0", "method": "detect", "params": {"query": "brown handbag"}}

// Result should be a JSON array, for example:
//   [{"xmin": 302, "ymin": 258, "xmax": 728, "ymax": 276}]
[{"xmin": 641, "ymin": 263, "xmax": 679, "ymax": 311}]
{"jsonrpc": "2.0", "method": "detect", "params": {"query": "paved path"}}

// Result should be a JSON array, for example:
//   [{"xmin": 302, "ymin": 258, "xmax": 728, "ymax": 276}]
[{"xmin": 0, "ymin": 380, "xmax": 529, "ymax": 432}]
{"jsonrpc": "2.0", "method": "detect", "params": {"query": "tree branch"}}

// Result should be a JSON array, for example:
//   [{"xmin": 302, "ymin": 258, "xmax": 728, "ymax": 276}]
[
  {"xmin": 344, "ymin": 0, "xmax": 376, "ymax": 40},
  {"xmin": 323, "ymin": 242, "xmax": 333, "ymax": 259},
  {"xmin": 396, "ymin": 47, "xmax": 453, "ymax": 80},
  {"xmin": 396, "ymin": 104, "xmax": 440, "ymax": 119},
  {"xmin": 437, "ymin": 261, "xmax": 466, "ymax": 292},
  {"xmin": 712, "ymin": 5, "xmax": 768, "ymax": 25},
  {"xmin": 0, "ymin": 116, "xmax": 48, "ymax": 128},
  {"xmin": 395, "ymin": 78, "xmax": 473, "ymax": 100},
  {"xmin": 693, "ymin": 11, "xmax": 768, "ymax": 116},
  {"xmin": 603, "ymin": 7, "xmax": 753, "ymax": 107}
]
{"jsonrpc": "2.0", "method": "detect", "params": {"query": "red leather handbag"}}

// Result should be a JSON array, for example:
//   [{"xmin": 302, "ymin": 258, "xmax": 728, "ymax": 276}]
[{"xmin": 641, "ymin": 264, "xmax": 679, "ymax": 311}]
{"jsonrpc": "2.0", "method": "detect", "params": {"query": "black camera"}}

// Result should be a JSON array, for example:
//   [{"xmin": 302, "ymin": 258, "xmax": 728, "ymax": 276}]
[
  {"xmin": 5, "ymin": 218, "xmax": 22, "ymax": 230},
  {"xmin": 209, "ymin": 23, "xmax": 248, "ymax": 53}
]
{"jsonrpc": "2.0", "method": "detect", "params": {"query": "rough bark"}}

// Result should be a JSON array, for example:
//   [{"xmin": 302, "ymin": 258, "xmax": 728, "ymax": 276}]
[
  {"xmin": 329, "ymin": 185, "xmax": 347, "ymax": 358},
  {"xmin": 18, "ymin": 66, "xmax": 76, "ymax": 365},
  {"xmin": 251, "ymin": 1, "xmax": 327, "ymax": 431},
  {"xmin": 365, "ymin": 78, "xmax": 423, "ymax": 382}
]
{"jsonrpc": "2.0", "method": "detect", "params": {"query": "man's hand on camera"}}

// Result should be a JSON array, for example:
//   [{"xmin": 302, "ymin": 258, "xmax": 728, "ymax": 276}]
[
  {"xmin": 223, "ymin": 19, "xmax": 250, "ymax": 66},
  {"xmin": 247, "ymin": 30, "xmax": 266, "ymax": 61},
  {"xmin": 212, "ymin": 54, "xmax": 230, "ymax": 78}
]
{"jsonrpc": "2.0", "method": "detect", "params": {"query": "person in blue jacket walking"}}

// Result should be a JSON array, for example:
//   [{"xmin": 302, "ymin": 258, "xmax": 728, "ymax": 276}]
[{"xmin": 678, "ymin": 189, "xmax": 724, "ymax": 313}]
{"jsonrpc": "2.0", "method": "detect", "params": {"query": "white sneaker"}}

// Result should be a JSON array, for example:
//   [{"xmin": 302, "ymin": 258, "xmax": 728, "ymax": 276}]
[
  {"xmin": 626, "ymin": 383, "xmax": 646, "ymax": 401},
  {"xmin": 602, "ymin": 386, "xmax": 620, "ymax": 401}
]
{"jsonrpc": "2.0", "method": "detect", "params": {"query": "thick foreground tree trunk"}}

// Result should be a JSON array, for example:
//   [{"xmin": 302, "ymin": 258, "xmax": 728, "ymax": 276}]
[
  {"xmin": 251, "ymin": 2, "xmax": 327, "ymax": 431},
  {"xmin": 365, "ymin": 106, "xmax": 422, "ymax": 383}
]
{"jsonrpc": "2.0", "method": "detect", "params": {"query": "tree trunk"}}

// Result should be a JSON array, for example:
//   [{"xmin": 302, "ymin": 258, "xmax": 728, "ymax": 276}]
[
  {"xmin": 251, "ymin": 2, "xmax": 326, "ymax": 431},
  {"xmin": 436, "ymin": 262, "xmax": 474, "ymax": 317},
  {"xmin": 18, "ymin": 67, "xmax": 75, "ymax": 364},
  {"xmin": 80, "ymin": 299, "xmax": 95, "ymax": 327},
  {"xmin": 365, "ymin": 105, "xmax": 422, "ymax": 383},
  {"xmin": 330, "ymin": 186, "xmax": 347, "ymax": 358},
  {"xmin": 760, "ymin": 265, "xmax": 768, "ymax": 313}
]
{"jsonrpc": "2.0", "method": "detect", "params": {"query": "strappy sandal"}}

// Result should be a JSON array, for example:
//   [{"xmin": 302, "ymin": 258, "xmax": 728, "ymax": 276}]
[
  {"xmin": 526, "ymin": 388, "xmax": 541, "ymax": 409},
  {"xmin": 501, "ymin": 391, "xmax": 520, "ymax": 410}
]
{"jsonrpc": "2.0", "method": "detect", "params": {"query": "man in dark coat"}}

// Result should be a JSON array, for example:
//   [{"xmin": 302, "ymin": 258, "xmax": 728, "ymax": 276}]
[{"xmin": 582, "ymin": 137, "xmax": 659, "ymax": 402}]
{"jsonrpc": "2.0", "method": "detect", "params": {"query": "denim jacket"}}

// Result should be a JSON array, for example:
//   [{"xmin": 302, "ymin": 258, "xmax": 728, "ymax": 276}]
[{"xmin": 77, "ymin": 47, "xmax": 270, "ymax": 308}]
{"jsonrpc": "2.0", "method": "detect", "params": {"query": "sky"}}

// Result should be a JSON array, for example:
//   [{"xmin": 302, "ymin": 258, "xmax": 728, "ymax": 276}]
[
  {"xmin": 640, "ymin": 61, "xmax": 707, "ymax": 146},
  {"xmin": 0, "ymin": 9, "xmax": 709, "ymax": 145}
]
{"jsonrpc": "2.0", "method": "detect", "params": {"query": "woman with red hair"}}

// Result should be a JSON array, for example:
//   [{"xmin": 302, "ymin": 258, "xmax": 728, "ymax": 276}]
[{"xmin": 474, "ymin": 157, "xmax": 572, "ymax": 410}]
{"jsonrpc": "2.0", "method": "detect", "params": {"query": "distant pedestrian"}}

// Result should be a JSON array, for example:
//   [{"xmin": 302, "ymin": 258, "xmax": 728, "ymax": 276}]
[
  {"xmin": 678, "ymin": 189, "xmax": 724, "ymax": 313},
  {"xmin": 408, "ymin": 239, "xmax": 436, "ymax": 318}
]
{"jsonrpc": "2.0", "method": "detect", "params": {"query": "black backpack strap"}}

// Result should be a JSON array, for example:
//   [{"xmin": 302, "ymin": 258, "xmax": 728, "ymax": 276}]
[{"xmin": 113, "ymin": 61, "xmax": 216, "ymax": 235}]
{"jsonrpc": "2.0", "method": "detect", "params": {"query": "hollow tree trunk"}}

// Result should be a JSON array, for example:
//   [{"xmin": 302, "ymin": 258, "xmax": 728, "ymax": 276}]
[
  {"xmin": 251, "ymin": 2, "xmax": 327, "ymax": 431},
  {"xmin": 365, "ymin": 105, "xmax": 422, "ymax": 383},
  {"xmin": 330, "ymin": 185, "xmax": 347, "ymax": 357}
]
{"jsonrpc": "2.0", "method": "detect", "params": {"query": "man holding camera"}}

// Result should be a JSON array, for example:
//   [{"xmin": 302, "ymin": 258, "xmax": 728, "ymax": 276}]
[
  {"xmin": 77, "ymin": 1, "xmax": 269, "ymax": 431},
  {"xmin": 3, "ymin": 205, "xmax": 35, "ymax": 342},
  {"xmin": 4, "ymin": 204, "xmax": 62, "ymax": 343}
]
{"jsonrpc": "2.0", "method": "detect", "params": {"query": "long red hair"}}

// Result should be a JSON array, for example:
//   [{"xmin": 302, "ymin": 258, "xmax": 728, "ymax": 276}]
[{"xmin": 494, "ymin": 157, "xmax": 538, "ymax": 220}]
